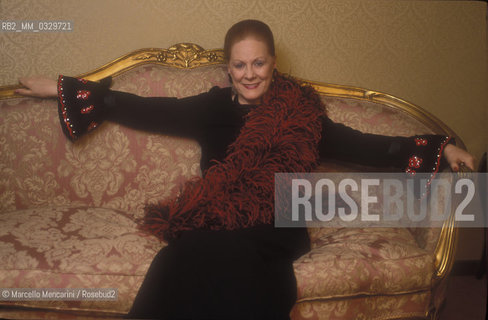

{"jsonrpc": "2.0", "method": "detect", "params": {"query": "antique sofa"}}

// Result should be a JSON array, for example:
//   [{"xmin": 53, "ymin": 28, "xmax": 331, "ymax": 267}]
[{"xmin": 0, "ymin": 43, "xmax": 464, "ymax": 319}]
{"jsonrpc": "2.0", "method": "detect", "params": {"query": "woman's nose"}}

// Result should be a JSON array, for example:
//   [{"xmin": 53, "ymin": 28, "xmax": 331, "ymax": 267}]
[{"xmin": 244, "ymin": 66, "xmax": 255, "ymax": 79}]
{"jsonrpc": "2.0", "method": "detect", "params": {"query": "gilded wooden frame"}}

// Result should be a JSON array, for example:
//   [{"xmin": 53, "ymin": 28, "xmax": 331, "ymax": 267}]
[{"xmin": 0, "ymin": 43, "xmax": 463, "ymax": 319}]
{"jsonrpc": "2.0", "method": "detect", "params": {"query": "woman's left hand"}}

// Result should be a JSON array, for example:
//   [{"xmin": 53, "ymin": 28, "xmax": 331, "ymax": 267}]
[{"xmin": 443, "ymin": 144, "xmax": 476, "ymax": 171}]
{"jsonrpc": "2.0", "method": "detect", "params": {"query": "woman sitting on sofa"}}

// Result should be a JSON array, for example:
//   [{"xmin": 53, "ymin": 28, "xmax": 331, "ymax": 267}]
[{"xmin": 17, "ymin": 19, "xmax": 474, "ymax": 320}]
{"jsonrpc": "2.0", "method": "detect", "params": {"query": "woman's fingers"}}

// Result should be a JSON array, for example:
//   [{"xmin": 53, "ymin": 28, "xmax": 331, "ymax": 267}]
[
  {"xmin": 14, "ymin": 87, "xmax": 33, "ymax": 96},
  {"xmin": 461, "ymin": 156, "xmax": 476, "ymax": 171},
  {"xmin": 444, "ymin": 144, "xmax": 476, "ymax": 171}
]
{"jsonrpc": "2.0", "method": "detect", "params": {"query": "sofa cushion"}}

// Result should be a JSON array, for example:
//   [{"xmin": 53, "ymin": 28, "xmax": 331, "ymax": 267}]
[
  {"xmin": 0, "ymin": 206, "xmax": 162, "ymax": 314},
  {"xmin": 296, "ymin": 227, "xmax": 434, "ymax": 300}
]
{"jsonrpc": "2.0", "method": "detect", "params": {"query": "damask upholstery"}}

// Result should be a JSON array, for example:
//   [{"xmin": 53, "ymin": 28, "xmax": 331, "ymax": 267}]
[{"xmin": 0, "ymin": 63, "xmax": 453, "ymax": 319}]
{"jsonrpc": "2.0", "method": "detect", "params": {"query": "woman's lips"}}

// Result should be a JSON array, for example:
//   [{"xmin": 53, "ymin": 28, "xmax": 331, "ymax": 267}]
[{"xmin": 243, "ymin": 83, "xmax": 260, "ymax": 89}]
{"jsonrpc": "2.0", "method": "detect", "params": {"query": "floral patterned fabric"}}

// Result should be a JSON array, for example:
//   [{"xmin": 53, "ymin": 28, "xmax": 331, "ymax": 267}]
[
  {"xmin": 0, "ymin": 207, "xmax": 434, "ymax": 318},
  {"xmin": 0, "ymin": 64, "xmax": 444, "ymax": 319},
  {"xmin": 0, "ymin": 206, "xmax": 161, "ymax": 314}
]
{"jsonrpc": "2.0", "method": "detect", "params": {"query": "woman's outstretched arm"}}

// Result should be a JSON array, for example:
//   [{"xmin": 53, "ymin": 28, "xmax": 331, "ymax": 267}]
[
  {"xmin": 16, "ymin": 75, "xmax": 224, "ymax": 141},
  {"xmin": 320, "ymin": 116, "xmax": 475, "ymax": 172}
]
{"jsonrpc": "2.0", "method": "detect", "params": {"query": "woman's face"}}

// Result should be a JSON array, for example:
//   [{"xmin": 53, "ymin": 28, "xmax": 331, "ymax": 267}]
[{"xmin": 227, "ymin": 37, "xmax": 276, "ymax": 105}]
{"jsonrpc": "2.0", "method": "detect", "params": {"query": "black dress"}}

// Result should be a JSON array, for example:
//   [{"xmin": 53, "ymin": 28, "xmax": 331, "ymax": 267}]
[{"xmin": 56, "ymin": 76, "xmax": 451, "ymax": 319}]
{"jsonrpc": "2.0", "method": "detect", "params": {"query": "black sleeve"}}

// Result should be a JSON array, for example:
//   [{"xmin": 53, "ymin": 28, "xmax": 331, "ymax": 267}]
[
  {"xmin": 57, "ymin": 75, "xmax": 222, "ymax": 141},
  {"xmin": 319, "ymin": 116, "xmax": 453, "ymax": 174}
]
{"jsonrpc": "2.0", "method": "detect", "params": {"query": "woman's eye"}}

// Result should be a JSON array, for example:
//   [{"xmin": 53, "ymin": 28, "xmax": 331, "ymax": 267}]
[
  {"xmin": 234, "ymin": 63, "xmax": 244, "ymax": 69},
  {"xmin": 254, "ymin": 61, "xmax": 264, "ymax": 67}
]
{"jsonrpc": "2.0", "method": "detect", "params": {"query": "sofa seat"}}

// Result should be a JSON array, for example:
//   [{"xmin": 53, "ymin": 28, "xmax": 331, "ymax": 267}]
[
  {"xmin": 291, "ymin": 228, "xmax": 434, "ymax": 319},
  {"xmin": 0, "ymin": 206, "xmax": 161, "ymax": 315},
  {"xmin": 1, "ymin": 205, "xmax": 433, "ymax": 319}
]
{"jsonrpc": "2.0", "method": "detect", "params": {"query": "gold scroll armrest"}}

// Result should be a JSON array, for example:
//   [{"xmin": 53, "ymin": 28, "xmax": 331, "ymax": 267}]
[{"xmin": 433, "ymin": 164, "xmax": 473, "ymax": 281}]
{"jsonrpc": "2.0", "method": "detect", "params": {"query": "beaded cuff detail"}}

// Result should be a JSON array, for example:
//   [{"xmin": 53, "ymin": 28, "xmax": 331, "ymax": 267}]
[
  {"xmin": 57, "ymin": 75, "xmax": 76, "ymax": 140},
  {"xmin": 405, "ymin": 135, "xmax": 451, "ymax": 198},
  {"xmin": 56, "ymin": 75, "xmax": 111, "ymax": 142}
]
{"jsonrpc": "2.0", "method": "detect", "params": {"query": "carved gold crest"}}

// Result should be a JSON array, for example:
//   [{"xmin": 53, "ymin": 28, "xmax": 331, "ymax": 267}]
[{"xmin": 133, "ymin": 43, "xmax": 224, "ymax": 68}]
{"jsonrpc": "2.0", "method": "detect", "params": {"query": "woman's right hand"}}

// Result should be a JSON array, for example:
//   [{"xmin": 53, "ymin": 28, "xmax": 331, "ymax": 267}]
[{"xmin": 16, "ymin": 76, "xmax": 57, "ymax": 98}]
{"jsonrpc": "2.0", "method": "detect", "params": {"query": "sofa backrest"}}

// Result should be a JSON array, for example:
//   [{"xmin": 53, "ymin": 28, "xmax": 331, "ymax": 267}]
[
  {"xmin": 0, "ymin": 63, "xmax": 442, "ymax": 217},
  {"xmin": 1, "ymin": 65, "xmax": 454, "ymax": 260}
]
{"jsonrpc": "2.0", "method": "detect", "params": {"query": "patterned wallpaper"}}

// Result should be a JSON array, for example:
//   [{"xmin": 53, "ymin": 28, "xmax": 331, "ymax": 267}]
[{"xmin": 1, "ymin": 0, "xmax": 486, "ymax": 162}]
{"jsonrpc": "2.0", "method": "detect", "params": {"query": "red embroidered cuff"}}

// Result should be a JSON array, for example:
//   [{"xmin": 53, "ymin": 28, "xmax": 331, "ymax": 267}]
[
  {"xmin": 404, "ymin": 135, "xmax": 452, "ymax": 198},
  {"xmin": 57, "ymin": 75, "xmax": 111, "ymax": 141}
]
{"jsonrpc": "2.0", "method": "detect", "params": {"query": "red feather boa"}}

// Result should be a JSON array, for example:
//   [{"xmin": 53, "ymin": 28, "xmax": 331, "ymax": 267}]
[{"xmin": 141, "ymin": 72, "xmax": 325, "ymax": 242}]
